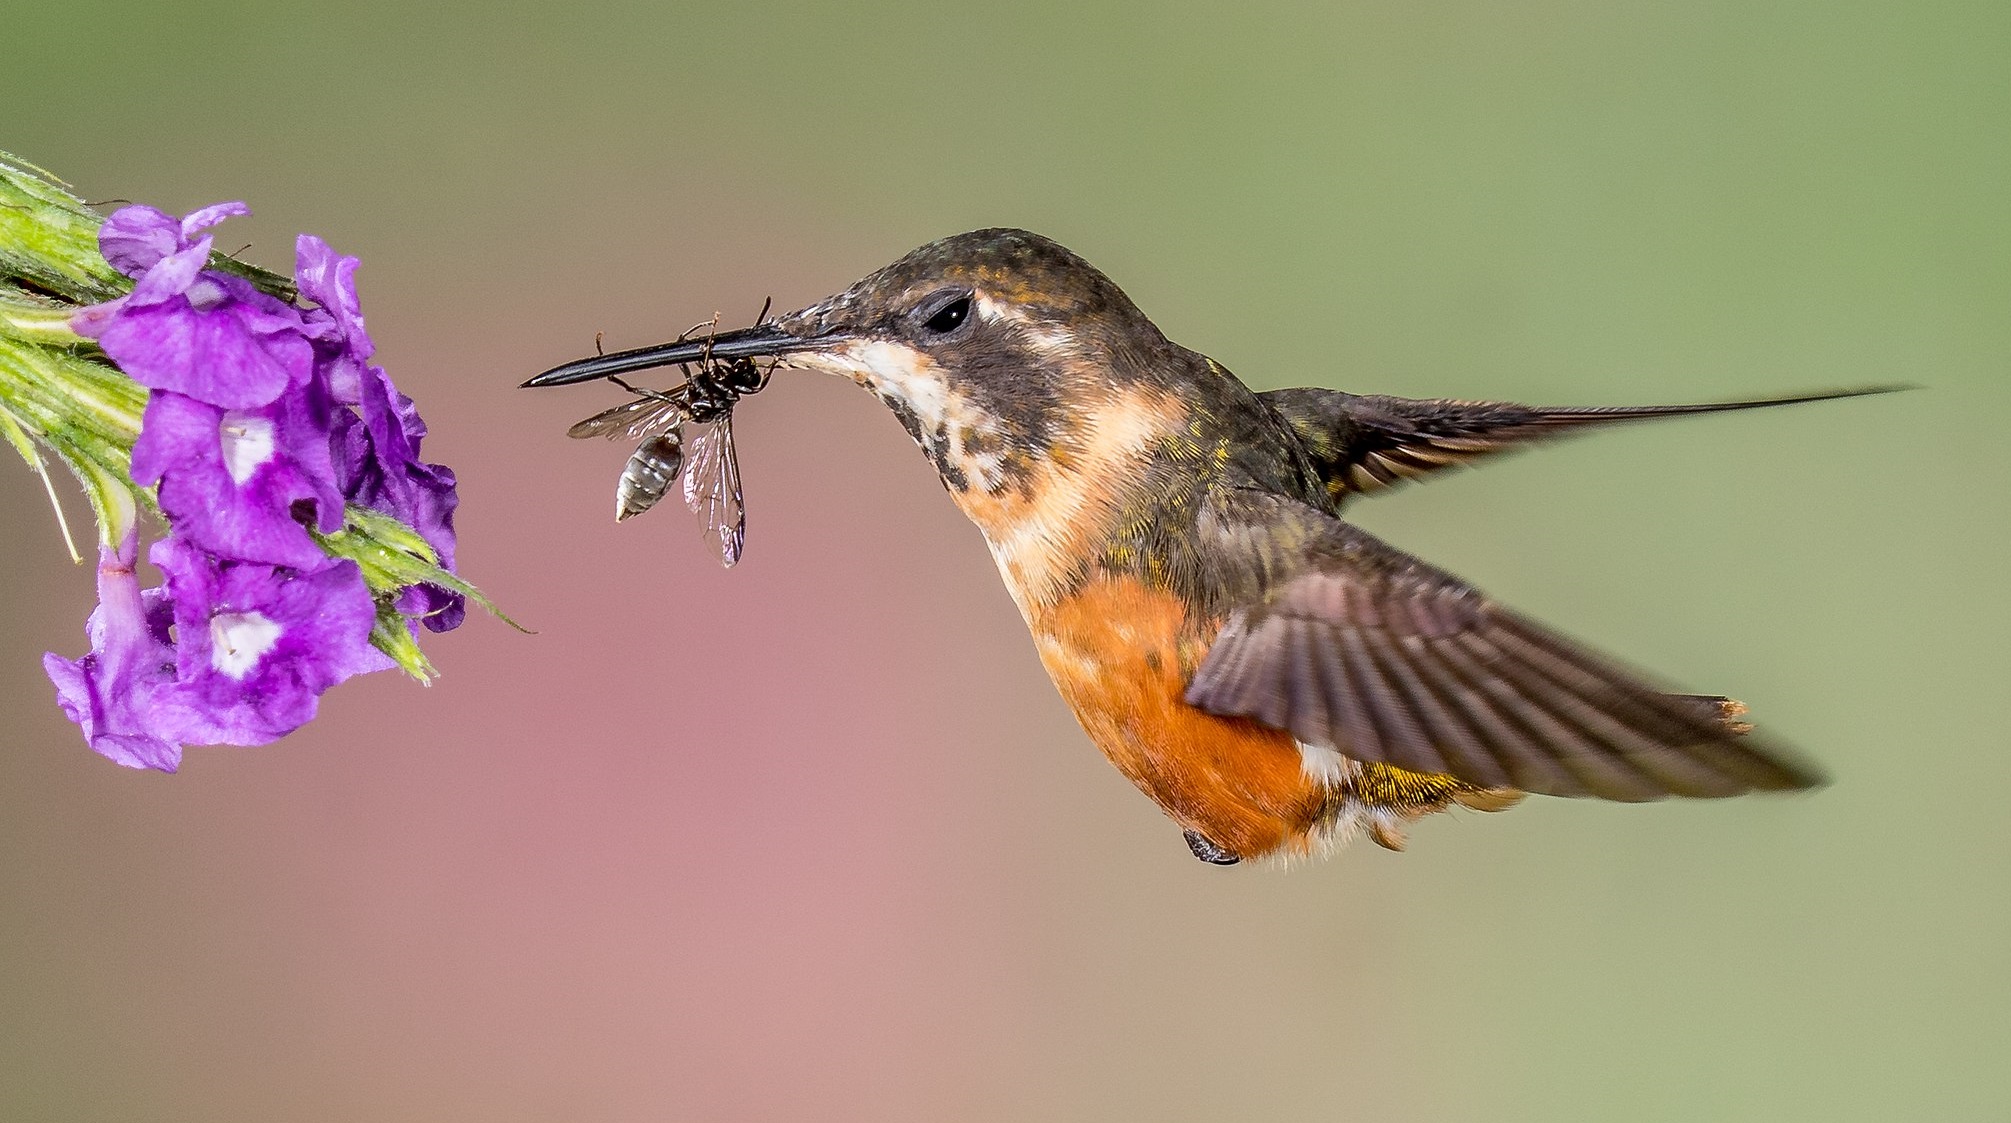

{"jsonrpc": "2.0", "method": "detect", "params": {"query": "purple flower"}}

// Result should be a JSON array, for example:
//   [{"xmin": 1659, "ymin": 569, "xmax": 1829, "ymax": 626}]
[
  {"xmin": 46, "ymin": 201, "xmax": 474, "ymax": 770},
  {"xmin": 130, "ymin": 386, "xmax": 345, "ymax": 569},
  {"xmin": 96, "ymin": 202, "xmax": 248, "ymax": 278},
  {"xmin": 42, "ymin": 536, "xmax": 390, "ymax": 771},
  {"xmin": 42, "ymin": 536, "xmax": 192, "ymax": 771},
  {"xmin": 151, "ymin": 539, "xmax": 387, "ymax": 745},
  {"xmin": 353, "ymin": 370, "xmax": 463, "ymax": 631},
  {"xmin": 295, "ymin": 234, "xmax": 373, "ymax": 369},
  {"xmin": 77, "ymin": 216, "xmax": 315, "ymax": 410},
  {"xmin": 348, "ymin": 366, "xmax": 460, "ymax": 554},
  {"xmin": 299, "ymin": 237, "xmax": 464, "ymax": 630}
]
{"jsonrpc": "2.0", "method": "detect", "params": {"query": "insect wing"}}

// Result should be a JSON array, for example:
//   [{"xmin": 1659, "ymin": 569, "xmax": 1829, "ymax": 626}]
[
  {"xmin": 567, "ymin": 395, "xmax": 684, "ymax": 442},
  {"xmin": 682, "ymin": 414, "xmax": 746, "ymax": 567},
  {"xmin": 614, "ymin": 429, "xmax": 685, "ymax": 521}
]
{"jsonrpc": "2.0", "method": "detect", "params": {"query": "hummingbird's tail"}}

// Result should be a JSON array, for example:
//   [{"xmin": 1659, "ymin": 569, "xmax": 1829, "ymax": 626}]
[{"xmin": 1264, "ymin": 384, "xmax": 1908, "ymax": 503}]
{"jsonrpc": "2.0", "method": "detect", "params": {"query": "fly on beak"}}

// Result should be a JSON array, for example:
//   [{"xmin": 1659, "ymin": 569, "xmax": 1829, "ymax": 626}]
[{"xmin": 521, "ymin": 321, "xmax": 832, "ymax": 388}]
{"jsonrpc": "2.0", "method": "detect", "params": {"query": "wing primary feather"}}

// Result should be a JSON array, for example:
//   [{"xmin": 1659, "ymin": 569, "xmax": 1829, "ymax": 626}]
[
  {"xmin": 1370, "ymin": 634, "xmax": 1498, "ymax": 783},
  {"xmin": 1480, "ymin": 623, "xmax": 1752, "ymax": 797},
  {"xmin": 1280, "ymin": 617, "xmax": 1334, "ymax": 748},
  {"xmin": 1400, "ymin": 642, "xmax": 1524, "ymax": 790},
  {"xmin": 1498, "ymin": 657, "xmax": 1718, "ymax": 798},
  {"xmin": 1243, "ymin": 616, "xmax": 1294, "ymax": 730},
  {"xmin": 1266, "ymin": 385, "xmax": 1906, "ymax": 501},
  {"xmin": 1431, "ymin": 634, "xmax": 1591, "ymax": 797},
  {"xmin": 1337, "ymin": 629, "xmax": 1446, "ymax": 775},
  {"xmin": 1487, "ymin": 616, "xmax": 1820, "ymax": 791},
  {"xmin": 1454, "ymin": 629, "xmax": 1682, "ymax": 801},
  {"xmin": 1314, "ymin": 622, "xmax": 1382, "ymax": 763},
  {"xmin": 1452, "ymin": 629, "xmax": 1664, "ymax": 800},
  {"xmin": 1187, "ymin": 490, "xmax": 1831, "ymax": 802}
]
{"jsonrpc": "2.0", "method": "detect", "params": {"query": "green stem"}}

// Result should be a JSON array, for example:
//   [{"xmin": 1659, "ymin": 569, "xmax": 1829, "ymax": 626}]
[{"xmin": 0, "ymin": 404, "xmax": 81, "ymax": 561}]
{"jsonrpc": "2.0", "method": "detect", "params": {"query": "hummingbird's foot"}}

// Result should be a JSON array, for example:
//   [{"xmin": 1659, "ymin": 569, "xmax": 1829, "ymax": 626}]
[
  {"xmin": 1183, "ymin": 830, "xmax": 1241, "ymax": 865},
  {"xmin": 1366, "ymin": 814, "xmax": 1409, "ymax": 852}
]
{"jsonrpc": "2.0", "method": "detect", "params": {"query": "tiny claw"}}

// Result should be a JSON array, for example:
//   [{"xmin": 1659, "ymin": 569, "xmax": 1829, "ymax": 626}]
[
  {"xmin": 1367, "ymin": 816, "xmax": 1408, "ymax": 852},
  {"xmin": 1183, "ymin": 829, "xmax": 1240, "ymax": 865}
]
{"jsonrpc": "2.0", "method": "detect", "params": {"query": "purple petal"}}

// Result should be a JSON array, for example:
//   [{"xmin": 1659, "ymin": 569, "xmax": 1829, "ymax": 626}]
[
  {"xmin": 397, "ymin": 583, "xmax": 466, "ymax": 633},
  {"xmin": 359, "ymin": 365, "xmax": 418, "ymax": 469},
  {"xmin": 41, "ymin": 542, "xmax": 190, "ymax": 771},
  {"xmin": 284, "ymin": 372, "xmax": 347, "ymax": 535},
  {"xmin": 40, "ymin": 653, "xmax": 181, "ymax": 770},
  {"xmin": 97, "ymin": 206, "xmax": 183, "ymax": 278},
  {"xmin": 69, "ymin": 296, "xmax": 127, "ymax": 339},
  {"xmin": 329, "ymin": 408, "xmax": 372, "ymax": 495},
  {"xmin": 124, "ymin": 239, "xmax": 211, "ymax": 307},
  {"xmin": 340, "ymin": 368, "xmax": 460, "ymax": 575},
  {"xmin": 179, "ymin": 202, "xmax": 250, "ymax": 240},
  {"xmin": 128, "ymin": 390, "xmax": 202, "ymax": 489},
  {"xmin": 153, "ymin": 541, "xmax": 386, "ymax": 745},
  {"xmin": 97, "ymin": 278, "xmax": 307, "ymax": 409},
  {"xmin": 405, "ymin": 462, "xmax": 459, "ymax": 571},
  {"xmin": 44, "ymin": 649, "xmax": 92, "ymax": 727},
  {"xmin": 210, "ymin": 272, "xmax": 321, "ymax": 340},
  {"xmin": 316, "ymin": 349, "xmax": 367, "ymax": 406},
  {"xmin": 294, "ymin": 234, "xmax": 374, "ymax": 362},
  {"xmin": 133, "ymin": 393, "xmax": 334, "ymax": 569}
]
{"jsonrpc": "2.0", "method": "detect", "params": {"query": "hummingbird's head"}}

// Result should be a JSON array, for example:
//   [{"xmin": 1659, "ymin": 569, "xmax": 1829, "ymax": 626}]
[
  {"xmin": 529, "ymin": 229, "xmax": 1214, "ymax": 607},
  {"xmin": 772, "ymin": 226, "xmax": 1162, "ymax": 365},
  {"xmin": 527, "ymin": 229, "xmax": 1185, "ymax": 496}
]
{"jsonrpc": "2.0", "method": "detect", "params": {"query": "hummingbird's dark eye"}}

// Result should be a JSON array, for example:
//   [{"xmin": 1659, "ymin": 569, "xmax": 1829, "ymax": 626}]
[{"xmin": 919, "ymin": 294, "xmax": 972, "ymax": 334}]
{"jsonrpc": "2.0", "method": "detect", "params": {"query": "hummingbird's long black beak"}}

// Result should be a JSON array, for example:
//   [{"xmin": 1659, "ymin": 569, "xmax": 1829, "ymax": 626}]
[{"xmin": 522, "ymin": 323, "xmax": 827, "ymax": 388}]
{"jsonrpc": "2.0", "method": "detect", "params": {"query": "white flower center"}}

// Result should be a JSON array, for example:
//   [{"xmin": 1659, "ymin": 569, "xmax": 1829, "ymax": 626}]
[
  {"xmin": 219, "ymin": 411, "xmax": 276, "ymax": 485},
  {"xmin": 209, "ymin": 611, "xmax": 282, "ymax": 680},
  {"xmin": 186, "ymin": 278, "xmax": 228, "ymax": 311}
]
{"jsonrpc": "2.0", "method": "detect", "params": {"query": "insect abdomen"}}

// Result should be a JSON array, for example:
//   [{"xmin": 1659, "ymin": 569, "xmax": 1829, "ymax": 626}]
[{"xmin": 616, "ymin": 433, "xmax": 684, "ymax": 521}]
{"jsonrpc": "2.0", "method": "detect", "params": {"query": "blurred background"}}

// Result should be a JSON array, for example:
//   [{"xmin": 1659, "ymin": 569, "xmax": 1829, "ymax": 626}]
[{"xmin": 2, "ymin": 1, "xmax": 2005, "ymax": 1119}]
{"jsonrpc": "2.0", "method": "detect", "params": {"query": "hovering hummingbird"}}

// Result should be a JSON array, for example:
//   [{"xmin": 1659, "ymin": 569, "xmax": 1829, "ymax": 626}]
[{"xmin": 527, "ymin": 228, "xmax": 1891, "ymax": 865}]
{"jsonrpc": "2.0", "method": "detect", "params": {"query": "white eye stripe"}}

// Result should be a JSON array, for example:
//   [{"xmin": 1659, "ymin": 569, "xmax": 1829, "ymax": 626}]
[
  {"xmin": 971, "ymin": 296, "xmax": 1074, "ymax": 356},
  {"xmin": 972, "ymin": 295, "xmax": 1014, "ymax": 323}
]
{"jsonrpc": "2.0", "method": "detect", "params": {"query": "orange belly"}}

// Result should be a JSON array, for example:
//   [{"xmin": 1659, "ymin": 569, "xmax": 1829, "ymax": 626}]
[{"xmin": 1030, "ymin": 576, "xmax": 1328, "ymax": 858}]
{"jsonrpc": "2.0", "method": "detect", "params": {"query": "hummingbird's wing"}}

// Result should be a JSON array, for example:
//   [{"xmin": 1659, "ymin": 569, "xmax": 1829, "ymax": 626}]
[
  {"xmin": 1261, "ymin": 386, "xmax": 1898, "ymax": 504},
  {"xmin": 1183, "ymin": 492, "xmax": 1821, "ymax": 801}
]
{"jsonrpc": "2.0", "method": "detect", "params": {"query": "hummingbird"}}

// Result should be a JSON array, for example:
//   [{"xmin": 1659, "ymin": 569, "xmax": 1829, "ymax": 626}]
[{"xmin": 526, "ymin": 228, "xmax": 1890, "ymax": 865}]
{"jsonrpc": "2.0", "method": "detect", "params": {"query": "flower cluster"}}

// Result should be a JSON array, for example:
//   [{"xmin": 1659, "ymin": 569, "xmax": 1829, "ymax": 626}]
[{"xmin": 41, "ymin": 203, "xmax": 466, "ymax": 771}]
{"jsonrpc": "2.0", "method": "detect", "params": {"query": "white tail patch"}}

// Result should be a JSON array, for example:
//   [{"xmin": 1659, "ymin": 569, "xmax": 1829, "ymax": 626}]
[{"xmin": 1296, "ymin": 739, "xmax": 1353, "ymax": 788}]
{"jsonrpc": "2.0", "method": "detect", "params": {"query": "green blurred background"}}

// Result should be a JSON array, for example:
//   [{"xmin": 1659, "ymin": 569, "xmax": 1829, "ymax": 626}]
[{"xmin": 3, "ymin": 1, "xmax": 2006, "ymax": 1119}]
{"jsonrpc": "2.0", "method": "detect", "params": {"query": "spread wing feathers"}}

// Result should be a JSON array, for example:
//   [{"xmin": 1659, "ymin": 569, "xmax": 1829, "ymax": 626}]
[
  {"xmin": 1183, "ymin": 511, "xmax": 1822, "ymax": 802},
  {"xmin": 1261, "ymin": 386, "xmax": 1901, "ymax": 500}
]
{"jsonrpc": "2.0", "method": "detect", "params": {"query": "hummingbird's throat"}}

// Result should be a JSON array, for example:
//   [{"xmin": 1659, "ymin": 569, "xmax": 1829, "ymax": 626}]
[
  {"xmin": 790, "ymin": 339, "xmax": 1023, "ymax": 495},
  {"xmin": 787, "ymin": 337, "xmax": 1185, "ymax": 611}
]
